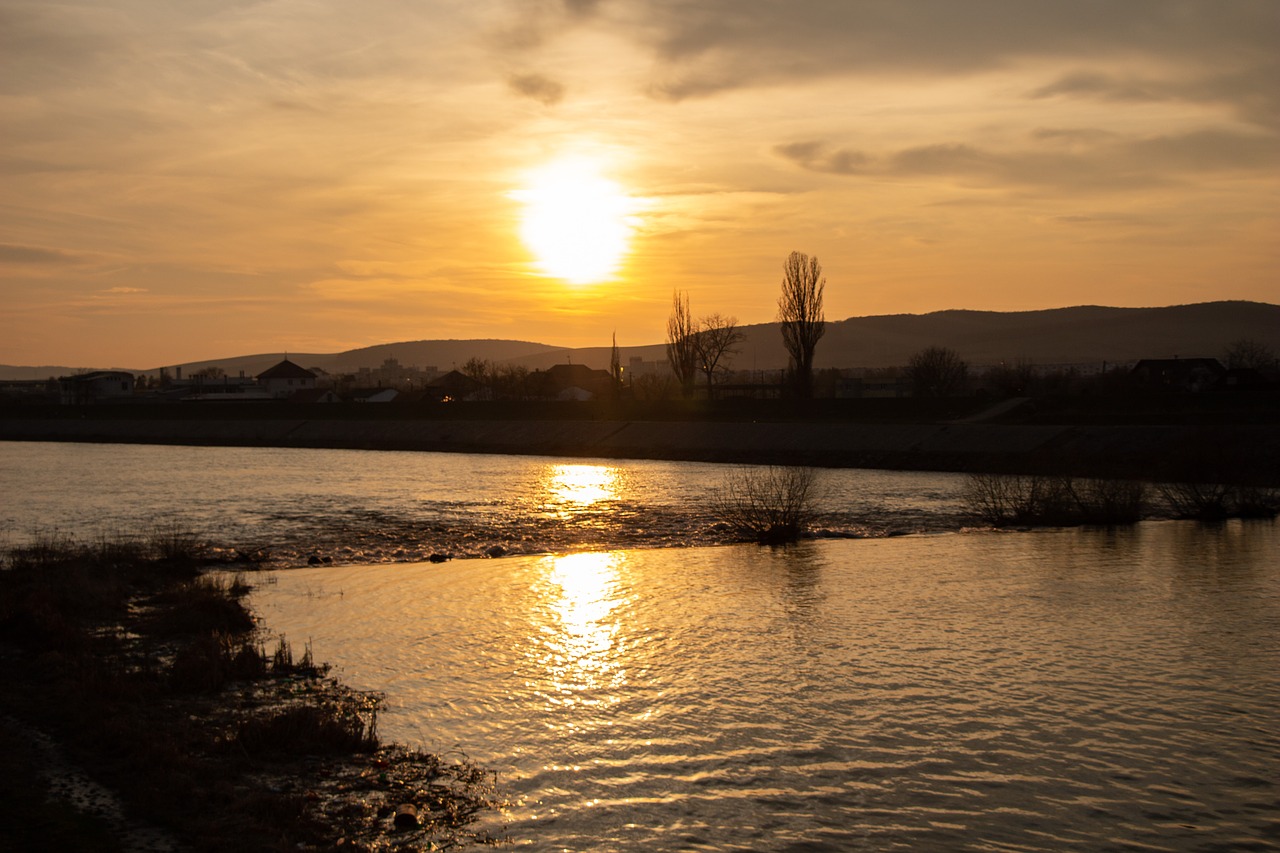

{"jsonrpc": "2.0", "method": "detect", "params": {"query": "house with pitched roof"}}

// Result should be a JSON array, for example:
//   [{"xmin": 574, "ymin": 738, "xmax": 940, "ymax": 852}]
[{"xmin": 256, "ymin": 358, "xmax": 318, "ymax": 398}]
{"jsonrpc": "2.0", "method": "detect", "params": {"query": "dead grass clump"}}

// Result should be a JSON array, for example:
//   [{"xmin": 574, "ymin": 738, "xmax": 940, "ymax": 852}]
[
  {"xmin": 270, "ymin": 635, "xmax": 329, "ymax": 678},
  {"xmin": 169, "ymin": 632, "xmax": 268, "ymax": 693},
  {"xmin": 144, "ymin": 576, "xmax": 254, "ymax": 637},
  {"xmin": 146, "ymin": 522, "xmax": 205, "ymax": 570},
  {"xmin": 713, "ymin": 466, "xmax": 821, "ymax": 545},
  {"xmin": 237, "ymin": 699, "xmax": 380, "ymax": 756}
]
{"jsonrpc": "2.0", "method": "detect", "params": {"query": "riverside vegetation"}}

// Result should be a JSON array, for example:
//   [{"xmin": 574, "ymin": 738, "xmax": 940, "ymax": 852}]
[
  {"xmin": 961, "ymin": 472, "xmax": 1280, "ymax": 527},
  {"xmin": 0, "ymin": 527, "xmax": 504, "ymax": 852}
]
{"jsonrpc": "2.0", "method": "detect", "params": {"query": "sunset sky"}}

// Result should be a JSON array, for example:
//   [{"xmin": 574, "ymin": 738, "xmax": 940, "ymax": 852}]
[{"xmin": 3, "ymin": 1, "xmax": 1277, "ymax": 368}]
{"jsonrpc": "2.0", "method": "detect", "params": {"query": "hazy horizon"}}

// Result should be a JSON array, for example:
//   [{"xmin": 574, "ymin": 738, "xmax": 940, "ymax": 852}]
[
  {"xmin": 3, "ymin": 2, "xmax": 1277, "ymax": 367},
  {"xmin": 4, "ymin": 299, "xmax": 1276, "ymax": 379}
]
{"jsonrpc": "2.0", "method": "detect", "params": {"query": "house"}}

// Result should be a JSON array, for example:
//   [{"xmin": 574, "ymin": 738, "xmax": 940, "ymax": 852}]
[
  {"xmin": 256, "ymin": 359, "xmax": 318, "ymax": 399},
  {"xmin": 58, "ymin": 370, "xmax": 135, "ymax": 404},
  {"xmin": 174, "ymin": 371, "xmax": 272, "ymax": 401},
  {"xmin": 1130, "ymin": 358, "xmax": 1225, "ymax": 392},
  {"xmin": 423, "ymin": 370, "xmax": 485, "ymax": 402},
  {"xmin": 533, "ymin": 363, "xmax": 617, "ymax": 401},
  {"xmin": 288, "ymin": 388, "xmax": 342, "ymax": 404},
  {"xmin": 348, "ymin": 388, "xmax": 399, "ymax": 403}
]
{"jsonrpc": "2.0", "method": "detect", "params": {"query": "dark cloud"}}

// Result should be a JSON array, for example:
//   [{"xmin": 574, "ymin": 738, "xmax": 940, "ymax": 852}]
[
  {"xmin": 509, "ymin": 72, "xmax": 566, "ymax": 105},
  {"xmin": 490, "ymin": 0, "xmax": 606, "ymax": 51},
  {"xmin": 776, "ymin": 128, "xmax": 1279, "ymax": 191},
  {"xmin": 773, "ymin": 142, "xmax": 869, "ymax": 175},
  {"xmin": 1029, "ymin": 71, "xmax": 1166, "ymax": 102},
  {"xmin": 563, "ymin": 0, "xmax": 603, "ymax": 17},
  {"xmin": 624, "ymin": 0, "xmax": 1279, "ymax": 122},
  {"xmin": 1029, "ymin": 61, "xmax": 1280, "ymax": 129},
  {"xmin": 0, "ymin": 243, "xmax": 81, "ymax": 265}
]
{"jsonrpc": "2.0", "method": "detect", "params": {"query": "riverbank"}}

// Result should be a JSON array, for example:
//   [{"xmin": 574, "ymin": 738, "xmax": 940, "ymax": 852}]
[
  {"xmin": 3, "ymin": 405, "xmax": 1279, "ymax": 484},
  {"xmin": 0, "ymin": 536, "xmax": 504, "ymax": 851}
]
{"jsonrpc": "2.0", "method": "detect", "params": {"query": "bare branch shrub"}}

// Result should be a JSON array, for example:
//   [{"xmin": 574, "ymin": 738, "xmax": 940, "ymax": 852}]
[
  {"xmin": 963, "ymin": 473, "xmax": 1145, "ymax": 526},
  {"xmin": 1069, "ymin": 477, "xmax": 1147, "ymax": 525},
  {"xmin": 1231, "ymin": 484, "xmax": 1280, "ymax": 519},
  {"xmin": 1156, "ymin": 480, "xmax": 1233, "ymax": 520},
  {"xmin": 714, "ymin": 466, "xmax": 821, "ymax": 544},
  {"xmin": 1157, "ymin": 480, "xmax": 1279, "ymax": 520}
]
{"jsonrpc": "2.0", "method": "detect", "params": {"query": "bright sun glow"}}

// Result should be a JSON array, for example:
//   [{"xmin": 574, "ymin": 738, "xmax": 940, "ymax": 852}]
[{"xmin": 513, "ymin": 157, "xmax": 638, "ymax": 284}]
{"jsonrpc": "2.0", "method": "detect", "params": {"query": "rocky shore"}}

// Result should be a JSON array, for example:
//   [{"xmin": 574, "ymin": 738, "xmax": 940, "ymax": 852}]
[{"xmin": 4, "ymin": 410, "xmax": 1280, "ymax": 484}]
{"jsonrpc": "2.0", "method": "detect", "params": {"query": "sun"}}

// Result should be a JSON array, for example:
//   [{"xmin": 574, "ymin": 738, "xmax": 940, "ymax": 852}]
[{"xmin": 512, "ymin": 157, "xmax": 639, "ymax": 285}]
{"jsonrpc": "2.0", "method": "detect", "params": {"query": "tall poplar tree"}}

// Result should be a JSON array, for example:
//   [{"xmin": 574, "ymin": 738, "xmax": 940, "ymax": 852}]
[{"xmin": 777, "ymin": 251, "xmax": 826, "ymax": 398}]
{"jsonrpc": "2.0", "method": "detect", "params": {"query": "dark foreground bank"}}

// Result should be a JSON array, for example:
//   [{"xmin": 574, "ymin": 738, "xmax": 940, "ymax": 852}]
[
  {"xmin": 0, "ymin": 535, "xmax": 505, "ymax": 852},
  {"xmin": 3, "ymin": 395, "xmax": 1280, "ymax": 484}
]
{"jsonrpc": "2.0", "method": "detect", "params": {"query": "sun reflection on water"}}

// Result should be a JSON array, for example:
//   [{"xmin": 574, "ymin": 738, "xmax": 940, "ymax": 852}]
[
  {"xmin": 532, "ymin": 551, "xmax": 628, "ymax": 708},
  {"xmin": 548, "ymin": 464, "xmax": 619, "ymax": 506}
]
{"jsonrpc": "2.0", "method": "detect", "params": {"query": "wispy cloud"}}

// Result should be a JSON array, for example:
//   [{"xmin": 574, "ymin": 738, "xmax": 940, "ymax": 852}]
[{"xmin": 0, "ymin": 243, "xmax": 82, "ymax": 265}]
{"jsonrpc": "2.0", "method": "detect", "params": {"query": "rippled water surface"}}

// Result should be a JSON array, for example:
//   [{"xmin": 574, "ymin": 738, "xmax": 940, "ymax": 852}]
[
  {"xmin": 0, "ymin": 441, "xmax": 968, "ymax": 562},
  {"xmin": 251, "ymin": 524, "xmax": 1280, "ymax": 852},
  {"xmin": 5, "ymin": 441, "xmax": 1278, "ymax": 849}
]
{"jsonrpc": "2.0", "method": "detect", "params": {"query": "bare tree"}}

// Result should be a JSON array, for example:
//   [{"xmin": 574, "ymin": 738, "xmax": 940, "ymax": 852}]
[
  {"xmin": 461, "ymin": 356, "xmax": 491, "ymax": 383},
  {"xmin": 665, "ymin": 290, "xmax": 698, "ymax": 398},
  {"xmin": 905, "ymin": 346, "xmax": 968, "ymax": 397},
  {"xmin": 694, "ymin": 314, "xmax": 744, "ymax": 400},
  {"xmin": 777, "ymin": 251, "xmax": 826, "ymax": 398},
  {"xmin": 1224, "ymin": 338, "xmax": 1278, "ymax": 372}
]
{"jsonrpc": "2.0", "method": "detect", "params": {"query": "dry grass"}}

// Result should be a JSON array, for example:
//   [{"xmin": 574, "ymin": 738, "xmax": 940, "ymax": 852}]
[{"xmin": 0, "ymin": 537, "xmax": 504, "ymax": 851}]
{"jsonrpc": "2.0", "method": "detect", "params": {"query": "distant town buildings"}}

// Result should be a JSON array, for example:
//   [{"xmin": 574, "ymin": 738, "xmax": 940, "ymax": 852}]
[{"xmin": 3, "ymin": 350, "xmax": 1273, "ymax": 407}]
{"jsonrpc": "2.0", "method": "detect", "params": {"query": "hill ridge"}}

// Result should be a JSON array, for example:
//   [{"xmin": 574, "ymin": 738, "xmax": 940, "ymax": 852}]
[{"xmin": 2, "ymin": 301, "xmax": 1275, "ymax": 379}]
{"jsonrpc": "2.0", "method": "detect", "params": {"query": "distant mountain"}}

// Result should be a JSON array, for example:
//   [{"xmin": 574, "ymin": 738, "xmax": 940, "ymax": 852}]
[
  {"xmin": 144, "ymin": 339, "xmax": 564, "ymax": 379},
  {"xmin": 3, "ymin": 302, "xmax": 1275, "ymax": 380},
  {"xmin": 507, "ymin": 300, "xmax": 1280, "ymax": 372}
]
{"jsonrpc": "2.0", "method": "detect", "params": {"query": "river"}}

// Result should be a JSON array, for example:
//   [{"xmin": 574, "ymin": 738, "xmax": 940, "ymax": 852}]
[
  {"xmin": 2, "ymin": 441, "xmax": 1277, "ymax": 850},
  {"xmin": 0, "ymin": 441, "xmax": 968, "ymax": 560}
]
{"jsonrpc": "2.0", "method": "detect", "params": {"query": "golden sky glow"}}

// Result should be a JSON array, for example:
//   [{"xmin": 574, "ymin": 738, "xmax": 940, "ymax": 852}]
[{"xmin": 1, "ymin": 1, "xmax": 1277, "ymax": 367}]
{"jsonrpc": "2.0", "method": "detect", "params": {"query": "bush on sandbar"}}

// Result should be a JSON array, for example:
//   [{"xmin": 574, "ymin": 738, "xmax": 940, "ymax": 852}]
[
  {"xmin": 713, "ymin": 466, "xmax": 821, "ymax": 544},
  {"xmin": 963, "ymin": 472, "xmax": 1146, "ymax": 527}
]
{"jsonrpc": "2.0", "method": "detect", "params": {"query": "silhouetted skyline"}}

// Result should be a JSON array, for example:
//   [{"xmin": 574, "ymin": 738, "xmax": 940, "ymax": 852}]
[{"xmin": 3, "ymin": 1, "xmax": 1276, "ymax": 367}]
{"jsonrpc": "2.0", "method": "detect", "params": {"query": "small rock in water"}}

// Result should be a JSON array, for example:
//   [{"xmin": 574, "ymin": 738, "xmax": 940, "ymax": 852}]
[
  {"xmin": 484, "ymin": 545, "xmax": 506, "ymax": 558},
  {"xmin": 308, "ymin": 554, "xmax": 322, "ymax": 565},
  {"xmin": 427, "ymin": 553, "xmax": 451, "ymax": 563}
]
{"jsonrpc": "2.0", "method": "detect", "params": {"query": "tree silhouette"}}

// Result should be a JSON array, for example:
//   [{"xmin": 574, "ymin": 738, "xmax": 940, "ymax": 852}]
[
  {"xmin": 694, "ymin": 313, "xmax": 744, "ymax": 400},
  {"xmin": 1224, "ymin": 338, "xmax": 1277, "ymax": 372},
  {"xmin": 777, "ymin": 251, "xmax": 826, "ymax": 398},
  {"xmin": 666, "ymin": 290, "xmax": 698, "ymax": 398},
  {"xmin": 905, "ymin": 346, "xmax": 968, "ymax": 397}
]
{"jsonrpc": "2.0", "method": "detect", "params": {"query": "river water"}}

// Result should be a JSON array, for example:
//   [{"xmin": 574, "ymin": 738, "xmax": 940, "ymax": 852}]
[
  {"xmin": 0, "ymin": 441, "xmax": 968, "ymax": 560},
  {"xmin": 251, "ymin": 526, "xmax": 1279, "ymax": 852},
  {"xmin": 2, "ymin": 441, "xmax": 1278, "ymax": 850}
]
